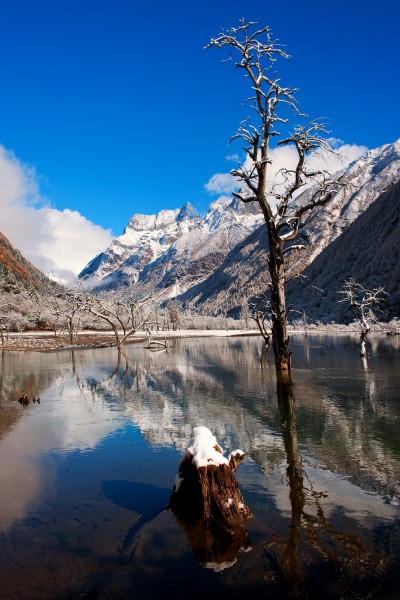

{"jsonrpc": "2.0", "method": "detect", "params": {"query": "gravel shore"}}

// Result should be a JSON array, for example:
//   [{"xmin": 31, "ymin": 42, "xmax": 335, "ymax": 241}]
[{"xmin": 1, "ymin": 329, "xmax": 260, "ymax": 352}]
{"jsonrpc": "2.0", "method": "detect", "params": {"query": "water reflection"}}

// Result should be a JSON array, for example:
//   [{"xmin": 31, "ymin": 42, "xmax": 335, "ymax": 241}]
[
  {"xmin": 0, "ymin": 335, "xmax": 399, "ymax": 598},
  {"xmin": 173, "ymin": 510, "xmax": 252, "ymax": 572},
  {"xmin": 0, "ymin": 349, "xmax": 125, "ymax": 532},
  {"xmin": 267, "ymin": 375, "xmax": 391, "ymax": 597}
]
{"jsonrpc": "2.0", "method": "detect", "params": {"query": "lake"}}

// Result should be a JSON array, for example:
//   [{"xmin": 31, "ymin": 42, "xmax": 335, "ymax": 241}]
[{"xmin": 0, "ymin": 333, "xmax": 399, "ymax": 599}]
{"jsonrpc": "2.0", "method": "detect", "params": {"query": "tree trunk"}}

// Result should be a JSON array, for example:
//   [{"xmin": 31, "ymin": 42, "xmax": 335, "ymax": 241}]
[
  {"xmin": 169, "ymin": 427, "xmax": 251, "ymax": 527},
  {"xmin": 269, "ymin": 236, "xmax": 291, "ymax": 372},
  {"xmin": 169, "ymin": 427, "xmax": 251, "ymax": 570}
]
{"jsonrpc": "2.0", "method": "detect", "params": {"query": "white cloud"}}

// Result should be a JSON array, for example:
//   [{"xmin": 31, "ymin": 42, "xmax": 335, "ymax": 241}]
[
  {"xmin": 205, "ymin": 172, "xmax": 239, "ymax": 194},
  {"xmin": 205, "ymin": 140, "xmax": 368, "ymax": 203},
  {"xmin": 0, "ymin": 145, "xmax": 112, "ymax": 284}
]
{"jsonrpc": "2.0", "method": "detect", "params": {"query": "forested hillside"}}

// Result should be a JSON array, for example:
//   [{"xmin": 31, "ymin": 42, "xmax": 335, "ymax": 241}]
[
  {"xmin": 0, "ymin": 232, "xmax": 62, "ymax": 329},
  {"xmin": 178, "ymin": 179, "xmax": 400, "ymax": 323},
  {"xmin": 286, "ymin": 180, "xmax": 400, "ymax": 322},
  {"xmin": 0, "ymin": 232, "xmax": 55, "ymax": 291}
]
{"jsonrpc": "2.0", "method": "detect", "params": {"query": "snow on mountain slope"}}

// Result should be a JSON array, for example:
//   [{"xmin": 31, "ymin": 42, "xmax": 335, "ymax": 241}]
[
  {"xmin": 79, "ymin": 197, "xmax": 263, "ymax": 296},
  {"xmin": 80, "ymin": 139, "xmax": 400, "ymax": 316},
  {"xmin": 80, "ymin": 203, "xmax": 202, "ymax": 283},
  {"xmin": 297, "ymin": 139, "xmax": 400, "ymax": 262},
  {"xmin": 177, "ymin": 139, "xmax": 400, "ymax": 316}
]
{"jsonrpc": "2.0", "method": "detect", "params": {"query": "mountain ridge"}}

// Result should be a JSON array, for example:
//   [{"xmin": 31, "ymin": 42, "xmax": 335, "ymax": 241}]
[{"xmin": 78, "ymin": 139, "xmax": 400, "ymax": 322}]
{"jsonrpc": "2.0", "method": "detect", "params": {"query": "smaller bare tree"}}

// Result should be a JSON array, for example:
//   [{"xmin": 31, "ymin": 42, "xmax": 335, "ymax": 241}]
[
  {"xmin": 82, "ymin": 290, "xmax": 155, "ymax": 353},
  {"xmin": 249, "ymin": 293, "xmax": 271, "ymax": 346},
  {"xmin": 51, "ymin": 290, "xmax": 84, "ymax": 343},
  {"xmin": 0, "ymin": 303, "xmax": 10, "ymax": 349},
  {"xmin": 339, "ymin": 278, "xmax": 387, "ymax": 356}
]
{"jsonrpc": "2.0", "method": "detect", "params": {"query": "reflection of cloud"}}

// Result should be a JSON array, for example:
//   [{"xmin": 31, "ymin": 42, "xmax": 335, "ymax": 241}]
[
  {"xmin": 51, "ymin": 379, "xmax": 121, "ymax": 452},
  {"xmin": 0, "ymin": 144, "xmax": 112, "ymax": 283},
  {"xmin": 0, "ymin": 375, "xmax": 121, "ymax": 532},
  {"xmin": 0, "ymin": 430, "xmax": 43, "ymax": 532}
]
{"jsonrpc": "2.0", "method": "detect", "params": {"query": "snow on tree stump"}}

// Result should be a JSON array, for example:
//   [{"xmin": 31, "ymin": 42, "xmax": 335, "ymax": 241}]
[
  {"xmin": 168, "ymin": 426, "xmax": 252, "ymax": 570},
  {"xmin": 169, "ymin": 426, "xmax": 252, "ymax": 527}
]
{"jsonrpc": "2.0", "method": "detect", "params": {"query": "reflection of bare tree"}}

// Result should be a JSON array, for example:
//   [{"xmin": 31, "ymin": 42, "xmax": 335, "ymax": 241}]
[
  {"xmin": 0, "ymin": 352, "xmax": 47, "ymax": 430},
  {"xmin": 263, "ymin": 375, "xmax": 391, "ymax": 598},
  {"xmin": 72, "ymin": 339, "xmax": 400, "ymax": 506},
  {"xmin": 275, "ymin": 375, "xmax": 304, "ymax": 594}
]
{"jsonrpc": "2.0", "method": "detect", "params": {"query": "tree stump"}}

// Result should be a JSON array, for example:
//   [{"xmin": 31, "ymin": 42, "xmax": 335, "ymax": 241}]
[
  {"xmin": 168, "ymin": 426, "xmax": 252, "ymax": 570},
  {"xmin": 169, "ymin": 426, "xmax": 252, "ymax": 527}
]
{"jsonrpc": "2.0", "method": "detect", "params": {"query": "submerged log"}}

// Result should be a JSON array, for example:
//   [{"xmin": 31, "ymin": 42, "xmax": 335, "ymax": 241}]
[{"xmin": 169, "ymin": 426, "xmax": 252, "ymax": 527}]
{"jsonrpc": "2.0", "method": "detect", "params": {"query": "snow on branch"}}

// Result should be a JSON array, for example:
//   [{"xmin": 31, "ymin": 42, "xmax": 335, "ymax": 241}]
[
  {"xmin": 338, "ymin": 278, "xmax": 387, "ymax": 356},
  {"xmin": 338, "ymin": 278, "xmax": 387, "ymax": 315},
  {"xmin": 207, "ymin": 19, "xmax": 350, "ymax": 373}
]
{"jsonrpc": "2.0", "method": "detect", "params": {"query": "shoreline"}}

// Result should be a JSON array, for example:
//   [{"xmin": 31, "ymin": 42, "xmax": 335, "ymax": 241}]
[
  {"xmin": 0, "ymin": 327, "xmax": 394, "ymax": 352},
  {"xmin": 1, "ymin": 329, "xmax": 261, "ymax": 352}
]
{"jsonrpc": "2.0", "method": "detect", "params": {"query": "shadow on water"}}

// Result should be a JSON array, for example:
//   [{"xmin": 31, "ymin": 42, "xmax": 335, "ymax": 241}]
[{"xmin": 102, "ymin": 480, "xmax": 170, "ymax": 554}]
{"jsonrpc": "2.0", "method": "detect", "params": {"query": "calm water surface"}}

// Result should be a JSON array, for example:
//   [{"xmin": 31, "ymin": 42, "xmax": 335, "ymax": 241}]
[{"xmin": 0, "ymin": 334, "xmax": 399, "ymax": 599}]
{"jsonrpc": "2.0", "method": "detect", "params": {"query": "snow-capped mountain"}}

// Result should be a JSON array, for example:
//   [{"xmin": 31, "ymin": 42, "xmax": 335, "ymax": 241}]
[
  {"xmin": 79, "ymin": 139, "xmax": 400, "ymax": 319},
  {"xmin": 295, "ymin": 139, "xmax": 400, "ymax": 262},
  {"xmin": 80, "ymin": 202, "xmax": 203, "ymax": 283},
  {"xmin": 79, "ymin": 196, "xmax": 263, "ymax": 298},
  {"xmin": 176, "ymin": 139, "xmax": 400, "ymax": 316}
]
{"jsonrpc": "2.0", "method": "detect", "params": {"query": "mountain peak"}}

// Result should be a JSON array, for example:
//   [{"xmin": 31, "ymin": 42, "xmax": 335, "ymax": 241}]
[
  {"xmin": 177, "ymin": 202, "xmax": 200, "ymax": 221},
  {"xmin": 78, "ymin": 138, "xmax": 400, "ymax": 312}
]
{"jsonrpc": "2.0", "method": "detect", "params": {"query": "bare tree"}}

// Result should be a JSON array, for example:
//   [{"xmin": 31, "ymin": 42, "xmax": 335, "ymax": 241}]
[
  {"xmin": 249, "ymin": 292, "xmax": 271, "ymax": 346},
  {"xmin": 0, "ymin": 303, "xmax": 10, "ymax": 349},
  {"xmin": 81, "ymin": 290, "xmax": 155, "ymax": 353},
  {"xmin": 207, "ymin": 20, "xmax": 346, "ymax": 375},
  {"xmin": 51, "ymin": 289, "xmax": 83, "ymax": 343},
  {"xmin": 339, "ymin": 278, "xmax": 387, "ymax": 356}
]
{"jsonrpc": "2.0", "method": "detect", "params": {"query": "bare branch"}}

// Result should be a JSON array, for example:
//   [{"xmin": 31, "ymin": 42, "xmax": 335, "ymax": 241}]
[
  {"xmin": 282, "ymin": 244, "xmax": 306, "ymax": 256},
  {"xmin": 338, "ymin": 278, "xmax": 387, "ymax": 354},
  {"xmin": 207, "ymin": 19, "xmax": 349, "ymax": 372}
]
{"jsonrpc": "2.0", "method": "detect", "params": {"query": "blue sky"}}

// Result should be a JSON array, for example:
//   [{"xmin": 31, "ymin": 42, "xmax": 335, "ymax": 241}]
[{"xmin": 0, "ymin": 0, "xmax": 399, "ymax": 280}]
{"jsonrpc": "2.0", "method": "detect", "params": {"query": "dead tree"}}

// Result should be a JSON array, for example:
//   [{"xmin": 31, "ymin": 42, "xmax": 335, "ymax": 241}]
[
  {"xmin": 51, "ymin": 290, "xmax": 84, "ymax": 343},
  {"xmin": 207, "ymin": 20, "xmax": 346, "ymax": 375},
  {"xmin": 339, "ymin": 278, "xmax": 387, "ymax": 356},
  {"xmin": 169, "ymin": 426, "xmax": 251, "ymax": 526},
  {"xmin": 82, "ymin": 290, "xmax": 155, "ymax": 353},
  {"xmin": 249, "ymin": 292, "xmax": 271, "ymax": 346},
  {"xmin": 169, "ymin": 427, "xmax": 251, "ymax": 570}
]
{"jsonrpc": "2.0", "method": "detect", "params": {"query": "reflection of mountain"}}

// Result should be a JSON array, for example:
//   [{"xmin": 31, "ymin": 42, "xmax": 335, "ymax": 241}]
[
  {"xmin": 2, "ymin": 337, "xmax": 399, "ymax": 535},
  {"xmin": 77, "ymin": 336, "xmax": 400, "ymax": 505},
  {"xmin": 1, "ymin": 338, "xmax": 399, "ymax": 599}
]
